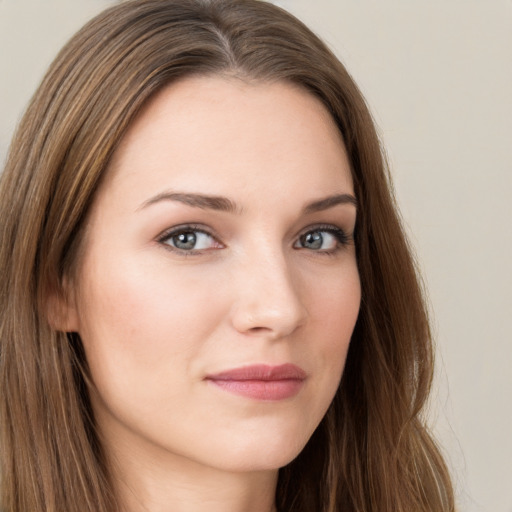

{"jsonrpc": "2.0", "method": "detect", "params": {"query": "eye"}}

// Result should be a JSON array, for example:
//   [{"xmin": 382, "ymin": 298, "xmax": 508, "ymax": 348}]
[
  {"xmin": 158, "ymin": 226, "xmax": 222, "ymax": 253},
  {"xmin": 294, "ymin": 226, "xmax": 349, "ymax": 252}
]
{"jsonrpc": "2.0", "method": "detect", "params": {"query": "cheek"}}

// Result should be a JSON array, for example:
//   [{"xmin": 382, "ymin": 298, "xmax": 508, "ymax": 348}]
[
  {"xmin": 318, "ymin": 270, "xmax": 360, "ymax": 369},
  {"xmin": 300, "ymin": 262, "xmax": 361, "ymax": 397},
  {"xmin": 75, "ymin": 254, "xmax": 223, "ymax": 391},
  {"xmin": 308, "ymin": 263, "xmax": 361, "ymax": 344}
]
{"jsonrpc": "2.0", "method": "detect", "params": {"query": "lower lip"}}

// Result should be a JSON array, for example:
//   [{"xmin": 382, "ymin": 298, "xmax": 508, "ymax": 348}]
[{"xmin": 207, "ymin": 379, "xmax": 304, "ymax": 401}]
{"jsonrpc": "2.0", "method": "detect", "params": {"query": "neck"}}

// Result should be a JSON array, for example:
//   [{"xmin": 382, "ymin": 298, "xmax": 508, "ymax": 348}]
[{"xmin": 107, "ymin": 436, "xmax": 279, "ymax": 512}]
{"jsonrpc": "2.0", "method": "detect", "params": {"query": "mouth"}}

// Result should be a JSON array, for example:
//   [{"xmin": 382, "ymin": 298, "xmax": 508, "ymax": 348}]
[{"xmin": 204, "ymin": 364, "xmax": 307, "ymax": 401}]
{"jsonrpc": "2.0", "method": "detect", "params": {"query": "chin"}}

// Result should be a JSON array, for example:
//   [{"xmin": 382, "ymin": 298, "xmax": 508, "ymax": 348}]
[{"xmin": 197, "ymin": 425, "xmax": 313, "ymax": 473}]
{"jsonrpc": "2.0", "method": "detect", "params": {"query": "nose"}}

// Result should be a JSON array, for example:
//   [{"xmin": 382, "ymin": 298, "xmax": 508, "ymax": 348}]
[{"xmin": 229, "ymin": 249, "xmax": 307, "ymax": 340}]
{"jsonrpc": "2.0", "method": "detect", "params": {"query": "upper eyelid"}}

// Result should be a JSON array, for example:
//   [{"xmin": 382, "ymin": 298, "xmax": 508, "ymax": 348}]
[
  {"xmin": 157, "ymin": 223, "xmax": 217, "ymax": 240},
  {"xmin": 157, "ymin": 222, "xmax": 347, "ymax": 235},
  {"xmin": 299, "ymin": 223, "xmax": 343, "ymax": 232},
  {"xmin": 297, "ymin": 223, "xmax": 350, "ymax": 238}
]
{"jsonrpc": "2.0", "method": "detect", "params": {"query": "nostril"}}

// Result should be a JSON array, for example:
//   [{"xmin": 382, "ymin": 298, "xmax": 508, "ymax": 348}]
[{"xmin": 248, "ymin": 326, "xmax": 272, "ymax": 334}]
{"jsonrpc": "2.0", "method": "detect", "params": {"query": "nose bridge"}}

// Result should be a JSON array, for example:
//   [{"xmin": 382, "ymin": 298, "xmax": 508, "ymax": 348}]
[{"xmin": 230, "ymin": 240, "xmax": 307, "ymax": 337}]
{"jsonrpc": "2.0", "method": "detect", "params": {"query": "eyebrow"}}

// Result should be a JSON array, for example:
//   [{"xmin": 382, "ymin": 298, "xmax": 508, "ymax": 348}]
[
  {"xmin": 303, "ymin": 193, "xmax": 357, "ymax": 214},
  {"xmin": 138, "ymin": 191, "xmax": 357, "ymax": 214},
  {"xmin": 139, "ymin": 192, "xmax": 240, "ymax": 213}
]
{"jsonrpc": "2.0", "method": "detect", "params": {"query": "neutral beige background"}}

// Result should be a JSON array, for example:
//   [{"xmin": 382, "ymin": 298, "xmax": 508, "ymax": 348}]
[{"xmin": 1, "ymin": 1, "xmax": 511, "ymax": 511}]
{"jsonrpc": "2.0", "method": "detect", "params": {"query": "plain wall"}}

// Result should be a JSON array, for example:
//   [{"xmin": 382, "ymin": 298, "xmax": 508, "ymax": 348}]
[{"xmin": 1, "ymin": 1, "xmax": 511, "ymax": 511}]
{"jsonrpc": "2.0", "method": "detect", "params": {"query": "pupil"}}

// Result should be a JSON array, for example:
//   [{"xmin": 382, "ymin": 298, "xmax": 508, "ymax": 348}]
[
  {"xmin": 304, "ymin": 232, "xmax": 323, "ymax": 249},
  {"xmin": 174, "ymin": 231, "xmax": 196, "ymax": 250}
]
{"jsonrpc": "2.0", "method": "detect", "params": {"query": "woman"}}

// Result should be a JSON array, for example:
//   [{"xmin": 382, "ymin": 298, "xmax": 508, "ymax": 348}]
[{"xmin": 0, "ymin": 0, "xmax": 455, "ymax": 511}]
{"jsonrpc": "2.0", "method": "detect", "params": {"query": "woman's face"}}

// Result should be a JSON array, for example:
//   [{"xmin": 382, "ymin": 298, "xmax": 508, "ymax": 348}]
[{"xmin": 67, "ymin": 76, "xmax": 360, "ymax": 473}]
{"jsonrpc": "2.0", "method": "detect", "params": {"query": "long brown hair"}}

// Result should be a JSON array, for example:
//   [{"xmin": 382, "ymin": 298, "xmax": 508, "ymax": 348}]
[{"xmin": 0, "ymin": 1, "xmax": 454, "ymax": 510}]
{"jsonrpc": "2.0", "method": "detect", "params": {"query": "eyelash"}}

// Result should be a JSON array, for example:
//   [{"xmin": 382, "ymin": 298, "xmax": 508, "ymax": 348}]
[
  {"xmin": 296, "ymin": 224, "xmax": 351, "ymax": 256},
  {"xmin": 157, "ymin": 224, "xmax": 220, "ymax": 256},
  {"xmin": 157, "ymin": 223, "xmax": 352, "ymax": 256}
]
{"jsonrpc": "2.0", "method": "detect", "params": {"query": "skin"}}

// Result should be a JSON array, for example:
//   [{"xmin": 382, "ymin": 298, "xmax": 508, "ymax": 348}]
[{"xmin": 61, "ymin": 76, "xmax": 361, "ymax": 512}]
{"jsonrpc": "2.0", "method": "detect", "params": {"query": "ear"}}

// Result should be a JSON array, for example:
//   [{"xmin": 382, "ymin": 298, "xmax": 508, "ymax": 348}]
[{"xmin": 45, "ymin": 279, "xmax": 80, "ymax": 333}]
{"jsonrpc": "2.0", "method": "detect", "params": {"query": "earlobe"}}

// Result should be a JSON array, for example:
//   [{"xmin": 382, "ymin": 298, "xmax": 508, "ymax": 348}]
[{"xmin": 45, "ymin": 280, "xmax": 80, "ymax": 333}]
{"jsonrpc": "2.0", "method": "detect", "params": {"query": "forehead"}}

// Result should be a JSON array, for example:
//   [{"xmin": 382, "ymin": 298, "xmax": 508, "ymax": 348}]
[{"xmin": 99, "ymin": 75, "xmax": 353, "ymax": 210}]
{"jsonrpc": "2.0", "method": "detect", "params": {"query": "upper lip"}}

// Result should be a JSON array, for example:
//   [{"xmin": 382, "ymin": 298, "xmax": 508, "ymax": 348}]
[{"xmin": 205, "ymin": 364, "xmax": 307, "ymax": 381}]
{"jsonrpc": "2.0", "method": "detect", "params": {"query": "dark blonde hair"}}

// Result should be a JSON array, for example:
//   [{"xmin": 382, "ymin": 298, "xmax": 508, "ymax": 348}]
[{"xmin": 0, "ymin": 1, "xmax": 454, "ymax": 511}]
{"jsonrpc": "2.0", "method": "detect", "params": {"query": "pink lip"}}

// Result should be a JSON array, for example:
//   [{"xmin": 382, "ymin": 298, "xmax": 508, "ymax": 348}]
[{"xmin": 205, "ymin": 364, "xmax": 307, "ymax": 401}]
